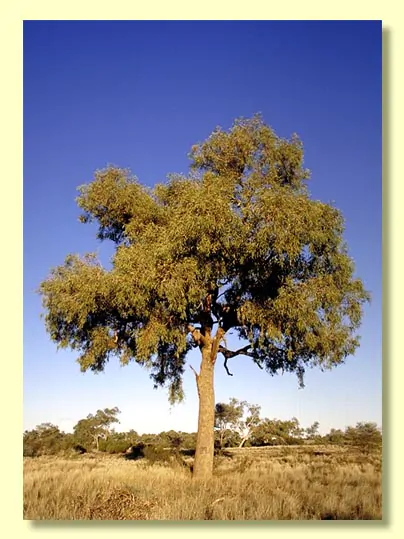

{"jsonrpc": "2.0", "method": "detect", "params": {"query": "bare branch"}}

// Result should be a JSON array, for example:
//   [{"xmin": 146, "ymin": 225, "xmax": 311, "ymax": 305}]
[
  {"xmin": 223, "ymin": 357, "xmax": 233, "ymax": 376},
  {"xmin": 253, "ymin": 358, "xmax": 264, "ymax": 370},
  {"xmin": 189, "ymin": 365, "xmax": 199, "ymax": 379},
  {"xmin": 218, "ymin": 344, "xmax": 252, "ymax": 359},
  {"xmin": 217, "ymin": 343, "xmax": 265, "ymax": 375}
]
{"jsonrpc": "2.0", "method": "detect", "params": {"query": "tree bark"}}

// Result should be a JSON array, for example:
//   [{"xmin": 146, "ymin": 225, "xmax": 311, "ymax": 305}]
[
  {"xmin": 239, "ymin": 437, "xmax": 247, "ymax": 448},
  {"xmin": 220, "ymin": 429, "xmax": 225, "ymax": 449},
  {"xmin": 193, "ymin": 346, "xmax": 215, "ymax": 480}
]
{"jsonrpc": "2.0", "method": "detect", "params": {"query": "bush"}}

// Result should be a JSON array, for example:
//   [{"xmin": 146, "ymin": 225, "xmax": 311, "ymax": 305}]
[
  {"xmin": 23, "ymin": 424, "xmax": 67, "ymax": 457},
  {"xmin": 143, "ymin": 445, "xmax": 173, "ymax": 465},
  {"xmin": 73, "ymin": 444, "xmax": 87, "ymax": 454}
]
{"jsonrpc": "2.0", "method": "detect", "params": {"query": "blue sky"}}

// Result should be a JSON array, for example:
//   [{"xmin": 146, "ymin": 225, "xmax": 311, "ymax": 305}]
[{"xmin": 24, "ymin": 20, "xmax": 381, "ymax": 436}]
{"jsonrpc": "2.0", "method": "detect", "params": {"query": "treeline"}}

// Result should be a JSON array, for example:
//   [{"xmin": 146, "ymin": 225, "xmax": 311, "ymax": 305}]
[{"xmin": 23, "ymin": 399, "xmax": 382, "ymax": 458}]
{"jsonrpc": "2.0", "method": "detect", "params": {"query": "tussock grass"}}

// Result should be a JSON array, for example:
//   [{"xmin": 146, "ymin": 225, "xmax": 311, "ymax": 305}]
[{"xmin": 23, "ymin": 445, "xmax": 382, "ymax": 520}]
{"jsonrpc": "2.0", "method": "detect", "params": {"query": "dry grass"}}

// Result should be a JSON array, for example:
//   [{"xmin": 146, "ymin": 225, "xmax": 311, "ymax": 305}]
[{"xmin": 23, "ymin": 445, "xmax": 382, "ymax": 520}]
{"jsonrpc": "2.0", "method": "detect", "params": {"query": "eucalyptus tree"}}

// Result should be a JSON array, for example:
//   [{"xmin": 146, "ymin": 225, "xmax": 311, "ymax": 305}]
[
  {"xmin": 214, "ymin": 399, "xmax": 244, "ymax": 449},
  {"xmin": 215, "ymin": 398, "xmax": 261, "ymax": 448},
  {"xmin": 39, "ymin": 115, "xmax": 369, "ymax": 479},
  {"xmin": 73, "ymin": 407, "xmax": 120, "ymax": 451}
]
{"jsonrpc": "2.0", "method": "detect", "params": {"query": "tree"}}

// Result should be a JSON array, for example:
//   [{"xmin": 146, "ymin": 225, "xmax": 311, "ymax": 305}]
[
  {"xmin": 214, "ymin": 398, "xmax": 244, "ymax": 449},
  {"xmin": 215, "ymin": 398, "xmax": 262, "ymax": 448},
  {"xmin": 305, "ymin": 421, "xmax": 320, "ymax": 441},
  {"xmin": 39, "ymin": 115, "xmax": 370, "ymax": 479},
  {"xmin": 250, "ymin": 417, "xmax": 304, "ymax": 446},
  {"xmin": 250, "ymin": 419, "xmax": 281, "ymax": 446},
  {"xmin": 23, "ymin": 423, "xmax": 65, "ymax": 456},
  {"xmin": 73, "ymin": 407, "xmax": 121, "ymax": 451},
  {"xmin": 239, "ymin": 402, "xmax": 262, "ymax": 448},
  {"xmin": 102, "ymin": 430, "xmax": 138, "ymax": 453},
  {"xmin": 324, "ymin": 428, "xmax": 345, "ymax": 444},
  {"xmin": 344, "ymin": 422, "xmax": 382, "ymax": 451}
]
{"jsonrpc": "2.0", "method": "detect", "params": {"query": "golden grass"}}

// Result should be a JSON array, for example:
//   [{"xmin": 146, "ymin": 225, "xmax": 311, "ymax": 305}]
[{"xmin": 23, "ymin": 445, "xmax": 382, "ymax": 520}]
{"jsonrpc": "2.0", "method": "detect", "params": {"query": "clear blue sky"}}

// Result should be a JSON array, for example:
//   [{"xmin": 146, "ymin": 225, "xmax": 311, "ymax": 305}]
[{"xmin": 24, "ymin": 20, "xmax": 381, "ymax": 436}]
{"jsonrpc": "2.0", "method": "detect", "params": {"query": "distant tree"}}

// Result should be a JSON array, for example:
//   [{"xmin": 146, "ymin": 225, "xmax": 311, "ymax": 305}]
[
  {"xmin": 101, "ymin": 430, "xmax": 137, "ymax": 453},
  {"xmin": 324, "ymin": 428, "xmax": 345, "ymax": 444},
  {"xmin": 305, "ymin": 421, "xmax": 321, "ymax": 441},
  {"xmin": 167, "ymin": 430, "xmax": 183, "ymax": 450},
  {"xmin": 39, "ymin": 115, "xmax": 370, "ymax": 478},
  {"xmin": 127, "ymin": 429, "xmax": 139, "ymax": 441},
  {"xmin": 284, "ymin": 417, "xmax": 304, "ymax": 443},
  {"xmin": 250, "ymin": 419, "xmax": 280, "ymax": 446},
  {"xmin": 250, "ymin": 417, "xmax": 304, "ymax": 446},
  {"xmin": 23, "ymin": 428, "xmax": 40, "ymax": 457},
  {"xmin": 157, "ymin": 430, "xmax": 184, "ymax": 454},
  {"xmin": 181, "ymin": 432, "xmax": 197, "ymax": 451},
  {"xmin": 23, "ymin": 423, "xmax": 65, "ymax": 456},
  {"xmin": 139, "ymin": 433, "xmax": 159, "ymax": 446},
  {"xmin": 61, "ymin": 432, "xmax": 77, "ymax": 452},
  {"xmin": 215, "ymin": 398, "xmax": 261, "ymax": 448},
  {"xmin": 73, "ymin": 407, "xmax": 121, "ymax": 451},
  {"xmin": 344, "ymin": 422, "xmax": 382, "ymax": 451},
  {"xmin": 236, "ymin": 402, "xmax": 262, "ymax": 448},
  {"xmin": 214, "ymin": 398, "xmax": 244, "ymax": 448}
]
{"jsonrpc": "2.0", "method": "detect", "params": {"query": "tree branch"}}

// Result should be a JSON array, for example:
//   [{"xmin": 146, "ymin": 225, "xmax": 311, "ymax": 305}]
[
  {"xmin": 189, "ymin": 365, "xmax": 199, "ymax": 380},
  {"xmin": 223, "ymin": 357, "xmax": 233, "ymax": 376},
  {"xmin": 210, "ymin": 327, "xmax": 226, "ymax": 363},
  {"xmin": 218, "ymin": 344, "xmax": 252, "ymax": 359},
  {"xmin": 218, "ymin": 343, "xmax": 265, "ymax": 375},
  {"xmin": 253, "ymin": 358, "xmax": 264, "ymax": 370},
  {"xmin": 187, "ymin": 325, "xmax": 207, "ymax": 346}
]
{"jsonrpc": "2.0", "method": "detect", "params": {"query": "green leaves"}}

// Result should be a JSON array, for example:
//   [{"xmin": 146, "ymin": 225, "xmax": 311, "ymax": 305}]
[
  {"xmin": 73, "ymin": 407, "xmax": 121, "ymax": 449},
  {"xmin": 39, "ymin": 115, "xmax": 370, "ymax": 400},
  {"xmin": 77, "ymin": 167, "xmax": 162, "ymax": 244},
  {"xmin": 215, "ymin": 398, "xmax": 261, "ymax": 448}
]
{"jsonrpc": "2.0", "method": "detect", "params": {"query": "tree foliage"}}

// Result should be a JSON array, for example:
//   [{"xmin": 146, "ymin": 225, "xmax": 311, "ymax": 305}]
[
  {"xmin": 305, "ymin": 421, "xmax": 321, "ymax": 441},
  {"xmin": 215, "ymin": 398, "xmax": 262, "ymax": 448},
  {"xmin": 99, "ymin": 430, "xmax": 139, "ymax": 454},
  {"xmin": 250, "ymin": 417, "xmax": 304, "ymax": 446},
  {"xmin": 343, "ymin": 422, "xmax": 382, "ymax": 450},
  {"xmin": 324, "ymin": 428, "xmax": 345, "ymax": 444},
  {"xmin": 22, "ymin": 410, "xmax": 381, "ymax": 457},
  {"xmin": 214, "ymin": 398, "xmax": 244, "ymax": 448},
  {"xmin": 73, "ymin": 407, "xmax": 121, "ymax": 450},
  {"xmin": 39, "ymin": 115, "xmax": 370, "ymax": 404},
  {"xmin": 23, "ymin": 423, "xmax": 68, "ymax": 457}
]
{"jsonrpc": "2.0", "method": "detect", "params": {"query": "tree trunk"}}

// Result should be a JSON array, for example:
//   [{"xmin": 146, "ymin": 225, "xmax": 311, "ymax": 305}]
[
  {"xmin": 239, "ymin": 437, "xmax": 248, "ymax": 448},
  {"xmin": 220, "ymin": 429, "xmax": 225, "ymax": 449},
  {"xmin": 193, "ymin": 347, "xmax": 215, "ymax": 480}
]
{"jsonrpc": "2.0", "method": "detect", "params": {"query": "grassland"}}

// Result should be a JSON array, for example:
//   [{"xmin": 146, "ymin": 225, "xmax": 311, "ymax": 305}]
[{"xmin": 23, "ymin": 445, "xmax": 382, "ymax": 520}]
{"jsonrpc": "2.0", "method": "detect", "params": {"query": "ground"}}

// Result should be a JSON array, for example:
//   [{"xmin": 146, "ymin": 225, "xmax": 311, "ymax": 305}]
[{"xmin": 23, "ymin": 444, "xmax": 382, "ymax": 520}]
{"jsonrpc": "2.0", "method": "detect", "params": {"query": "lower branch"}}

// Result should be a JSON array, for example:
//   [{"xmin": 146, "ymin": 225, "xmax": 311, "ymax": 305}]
[
  {"xmin": 218, "ymin": 344, "xmax": 252, "ymax": 359},
  {"xmin": 223, "ymin": 357, "xmax": 233, "ymax": 376},
  {"xmin": 189, "ymin": 364, "xmax": 199, "ymax": 380},
  {"xmin": 218, "ymin": 344, "xmax": 254, "ymax": 376}
]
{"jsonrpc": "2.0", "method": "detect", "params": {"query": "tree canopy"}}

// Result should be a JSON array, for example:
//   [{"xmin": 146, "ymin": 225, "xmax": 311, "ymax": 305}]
[
  {"xmin": 215, "ymin": 398, "xmax": 261, "ymax": 448},
  {"xmin": 250, "ymin": 417, "xmax": 304, "ymax": 446},
  {"xmin": 73, "ymin": 407, "xmax": 121, "ymax": 450},
  {"xmin": 39, "ymin": 115, "xmax": 369, "ymax": 404}
]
